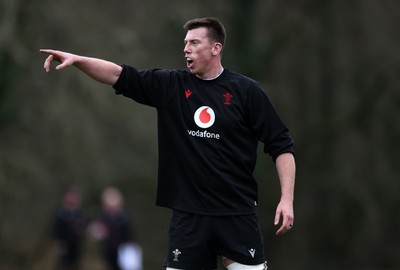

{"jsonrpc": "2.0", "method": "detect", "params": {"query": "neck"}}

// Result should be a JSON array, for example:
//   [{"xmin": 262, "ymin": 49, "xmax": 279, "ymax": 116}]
[{"xmin": 197, "ymin": 64, "xmax": 224, "ymax": 80}]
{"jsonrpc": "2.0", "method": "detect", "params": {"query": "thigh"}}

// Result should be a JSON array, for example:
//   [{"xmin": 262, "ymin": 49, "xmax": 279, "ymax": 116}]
[
  {"xmin": 213, "ymin": 215, "xmax": 266, "ymax": 265},
  {"xmin": 164, "ymin": 211, "xmax": 218, "ymax": 270}
]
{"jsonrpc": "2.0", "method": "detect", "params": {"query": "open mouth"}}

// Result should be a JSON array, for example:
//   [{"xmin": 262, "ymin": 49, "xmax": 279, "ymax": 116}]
[{"xmin": 186, "ymin": 57, "xmax": 194, "ymax": 67}]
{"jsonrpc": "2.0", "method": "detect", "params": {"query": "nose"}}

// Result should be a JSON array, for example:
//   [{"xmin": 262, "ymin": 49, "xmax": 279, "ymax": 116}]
[{"xmin": 183, "ymin": 43, "xmax": 190, "ymax": 54}]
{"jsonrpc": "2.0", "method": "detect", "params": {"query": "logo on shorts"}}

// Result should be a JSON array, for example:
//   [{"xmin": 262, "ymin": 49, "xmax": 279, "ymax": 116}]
[
  {"xmin": 194, "ymin": 106, "xmax": 215, "ymax": 128},
  {"xmin": 172, "ymin": 249, "xmax": 181, "ymax": 262},
  {"xmin": 248, "ymin": 248, "xmax": 256, "ymax": 258}
]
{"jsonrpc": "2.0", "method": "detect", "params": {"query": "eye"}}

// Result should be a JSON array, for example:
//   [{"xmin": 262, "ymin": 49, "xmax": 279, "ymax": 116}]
[{"xmin": 184, "ymin": 40, "xmax": 200, "ymax": 46}]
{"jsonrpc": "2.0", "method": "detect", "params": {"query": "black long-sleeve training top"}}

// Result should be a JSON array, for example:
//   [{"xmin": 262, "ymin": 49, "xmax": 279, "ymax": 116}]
[{"xmin": 113, "ymin": 65, "xmax": 294, "ymax": 216}]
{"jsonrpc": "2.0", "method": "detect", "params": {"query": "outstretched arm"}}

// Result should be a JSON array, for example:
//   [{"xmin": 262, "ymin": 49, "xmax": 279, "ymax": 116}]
[
  {"xmin": 40, "ymin": 49, "xmax": 122, "ymax": 85},
  {"xmin": 274, "ymin": 152, "xmax": 296, "ymax": 236}
]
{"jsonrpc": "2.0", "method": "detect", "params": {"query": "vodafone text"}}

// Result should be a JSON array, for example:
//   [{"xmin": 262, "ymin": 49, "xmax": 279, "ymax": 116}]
[{"xmin": 187, "ymin": 129, "xmax": 220, "ymax": 139}]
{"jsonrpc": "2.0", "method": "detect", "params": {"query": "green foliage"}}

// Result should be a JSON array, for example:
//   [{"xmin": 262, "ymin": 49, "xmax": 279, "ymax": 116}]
[{"xmin": 0, "ymin": 54, "xmax": 16, "ymax": 126}]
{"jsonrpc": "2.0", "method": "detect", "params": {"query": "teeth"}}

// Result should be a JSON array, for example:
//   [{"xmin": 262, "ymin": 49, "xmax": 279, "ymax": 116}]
[{"xmin": 186, "ymin": 57, "xmax": 193, "ymax": 63}]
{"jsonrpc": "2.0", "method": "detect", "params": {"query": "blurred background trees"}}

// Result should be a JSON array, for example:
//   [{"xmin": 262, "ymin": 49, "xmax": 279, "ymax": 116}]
[{"xmin": 1, "ymin": 0, "xmax": 399, "ymax": 269}]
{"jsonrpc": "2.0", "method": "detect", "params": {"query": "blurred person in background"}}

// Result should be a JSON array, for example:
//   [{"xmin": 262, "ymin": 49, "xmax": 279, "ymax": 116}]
[
  {"xmin": 88, "ymin": 187, "xmax": 142, "ymax": 270},
  {"xmin": 53, "ymin": 186, "xmax": 86, "ymax": 270}
]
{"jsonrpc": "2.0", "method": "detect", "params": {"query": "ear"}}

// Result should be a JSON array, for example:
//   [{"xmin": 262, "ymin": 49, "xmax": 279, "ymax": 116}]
[{"xmin": 212, "ymin": 42, "xmax": 223, "ymax": 56}]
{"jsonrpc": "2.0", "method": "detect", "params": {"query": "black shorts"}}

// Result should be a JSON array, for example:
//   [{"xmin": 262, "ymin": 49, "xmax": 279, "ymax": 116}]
[{"xmin": 164, "ymin": 210, "xmax": 266, "ymax": 270}]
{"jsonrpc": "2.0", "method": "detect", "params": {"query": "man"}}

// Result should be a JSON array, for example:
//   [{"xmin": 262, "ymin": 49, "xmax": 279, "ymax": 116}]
[
  {"xmin": 88, "ymin": 187, "xmax": 142, "ymax": 270},
  {"xmin": 53, "ymin": 187, "xmax": 85, "ymax": 270},
  {"xmin": 41, "ymin": 17, "xmax": 295, "ymax": 270}
]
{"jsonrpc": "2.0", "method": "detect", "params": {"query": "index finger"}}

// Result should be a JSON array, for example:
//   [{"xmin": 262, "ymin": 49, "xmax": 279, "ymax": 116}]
[{"xmin": 40, "ymin": 49, "xmax": 59, "ymax": 56}]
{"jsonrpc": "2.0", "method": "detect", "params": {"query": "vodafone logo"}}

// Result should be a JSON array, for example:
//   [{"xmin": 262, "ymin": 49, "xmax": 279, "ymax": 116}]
[
  {"xmin": 194, "ymin": 106, "xmax": 215, "ymax": 128},
  {"xmin": 188, "ymin": 106, "xmax": 220, "ymax": 139}
]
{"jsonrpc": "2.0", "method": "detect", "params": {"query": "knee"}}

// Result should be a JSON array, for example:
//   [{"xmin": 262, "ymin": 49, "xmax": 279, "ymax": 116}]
[{"xmin": 223, "ymin": 258, "xmax": 268, "ymax": 270}]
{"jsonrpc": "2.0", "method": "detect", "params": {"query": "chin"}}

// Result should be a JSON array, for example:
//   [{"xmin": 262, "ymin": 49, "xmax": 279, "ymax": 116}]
[{"xmin": 188, "ymin": 68, "xmax": 198, "ymax": 75}]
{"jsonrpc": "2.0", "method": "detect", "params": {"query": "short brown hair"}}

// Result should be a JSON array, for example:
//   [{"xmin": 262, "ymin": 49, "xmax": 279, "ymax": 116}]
[{"xmin": 183, "ymin": 17, "xmax": 226, "ymax": 46}]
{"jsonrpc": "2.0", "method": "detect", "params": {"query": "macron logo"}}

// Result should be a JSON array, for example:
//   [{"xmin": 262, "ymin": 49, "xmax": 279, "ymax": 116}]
[
  {"xmin": 248, "ymin": 249, "xmax": 256, "ymax": 258},
  {"xmin": 185, "ymin": 89, "xmax": 192, "ymax": 99}
]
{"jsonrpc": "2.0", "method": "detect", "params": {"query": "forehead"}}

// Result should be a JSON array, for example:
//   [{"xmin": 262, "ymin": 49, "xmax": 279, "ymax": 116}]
[{"xmin": 184, "ymin": 27, "xmax": 210, "ymax": 41}]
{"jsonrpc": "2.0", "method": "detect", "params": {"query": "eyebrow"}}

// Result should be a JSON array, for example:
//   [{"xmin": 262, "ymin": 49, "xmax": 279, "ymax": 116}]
[{"xmin": 184, "ymin": 38, "xmax": 201, "ymax": 43}]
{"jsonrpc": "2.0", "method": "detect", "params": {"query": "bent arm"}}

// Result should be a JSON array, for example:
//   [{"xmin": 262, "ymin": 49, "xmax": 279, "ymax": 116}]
[
  {"xmin": 274, "ymin": 152, "xmax": 296, "ymax": 235},
  {"xmin": 40, "ymin": 49, "xmax": 122, "ymax": 85}
]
